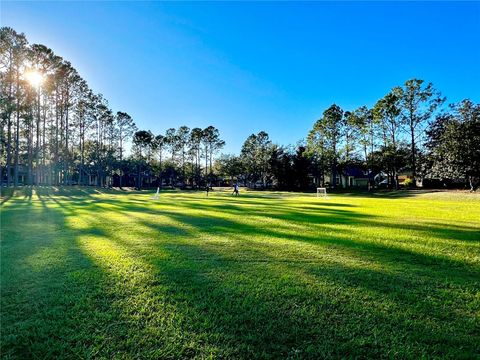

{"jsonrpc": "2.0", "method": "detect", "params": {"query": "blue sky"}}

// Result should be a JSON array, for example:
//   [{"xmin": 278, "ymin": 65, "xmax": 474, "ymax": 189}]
[{"xmin": 3, "ymin": 1, "xmax": 479, "ymax": 153}]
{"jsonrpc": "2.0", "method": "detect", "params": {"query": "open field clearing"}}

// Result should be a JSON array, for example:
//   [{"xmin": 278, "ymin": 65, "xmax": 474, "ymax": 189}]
[{"xmin": 1, "ymin": 188, "xmax": 479, "ymax": 359}]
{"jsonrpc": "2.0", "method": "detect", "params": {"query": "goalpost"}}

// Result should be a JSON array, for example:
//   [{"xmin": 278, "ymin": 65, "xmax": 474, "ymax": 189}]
[
  {"xmin": 151, "ymin": 187, "xmax": 160, "ymax": 200},
  {"xmin": 316, "ymin": 187, "xmax": 327, "ymax": 198}
]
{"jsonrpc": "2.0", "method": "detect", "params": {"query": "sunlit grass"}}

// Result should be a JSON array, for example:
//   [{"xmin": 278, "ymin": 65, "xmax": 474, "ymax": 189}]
[{"xmin": 1, "ymin": 187, "xmax": 479, "ymax": 358}]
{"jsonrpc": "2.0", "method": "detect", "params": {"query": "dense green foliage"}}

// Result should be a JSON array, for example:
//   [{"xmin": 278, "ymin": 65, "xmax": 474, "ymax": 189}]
[
  {"xmin": 426, "ymin": 100, "xmax": 480, "ymax": 190},
  {"xmin": 219, "ymin": 86, "xmax": 474, "ymax": 190},
  {"xmin": 2, "ymin": 188, "xmax": 479, "ymax": 358},
  {"xmin": 2, "ymin": 26, "xmax": 478, "ymax": 191},
  {"xmin": 0, "ymin": 27, "xmax": 224, "ymax": 189}
]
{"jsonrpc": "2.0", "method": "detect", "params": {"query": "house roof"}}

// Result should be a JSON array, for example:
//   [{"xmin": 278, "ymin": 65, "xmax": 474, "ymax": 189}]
[{"xmin": 344, "ymin": 166, "xmax": 365, "ymax": 177}]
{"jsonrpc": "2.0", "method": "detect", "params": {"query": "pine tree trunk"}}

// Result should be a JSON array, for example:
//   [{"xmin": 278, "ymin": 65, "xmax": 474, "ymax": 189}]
[
  {"xmin": 64, "ymin": 92, "xmax": 69, "ymax": 186},
  {"xmin": 159, "ymin": 151, "xmax": 162, "ymax": 189},
  {"xmin": 332, "ymin": 143, "xmax": 337, "ymax": 189},
  {"xmin": 13, "ymin": 72, "xmax": 21, "ymax": 187},
  {"xmin": 13, "ymin": 102, "xmax": 20, "ymax": 187},
  {"xmin": 28, "ymin": 118, "xmax": 33, "ymax": 185},
  {"xmin": 35, "ymin": 90, "xmax": 40, "ymax": 185},
  {"xmin": 410, "ymin": 124, "xmax": 416, "ymax": 181},
  {"xmin": 6, "ymin": 114, "xmax": 12, "ymax": 186},
  {"xmin": 205, "ymin": 146, "xmax": 208, "ymax": 182},
  {"xmin": 42, "ymin": 97, "xmax": 47, "ymax": 184}
]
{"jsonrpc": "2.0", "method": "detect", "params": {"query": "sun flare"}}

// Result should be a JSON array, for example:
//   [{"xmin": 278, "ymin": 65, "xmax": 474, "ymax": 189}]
[{"xmin": 25, "ymin": 70, "xmax": 44, "ymax": 88}]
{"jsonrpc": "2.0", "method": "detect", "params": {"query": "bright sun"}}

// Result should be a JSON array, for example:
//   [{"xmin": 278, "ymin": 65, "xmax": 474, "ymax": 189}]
[{"xmin": 25, "ymin": 70, "xmax": 44, "ymax": 88}]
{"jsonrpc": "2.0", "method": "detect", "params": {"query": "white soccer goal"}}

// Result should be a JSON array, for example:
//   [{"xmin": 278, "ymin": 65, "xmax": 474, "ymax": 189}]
[
  {"xmin": 316, "ymin": 187, "xmax": 328, "ymax": 198},
  {"xmin": 151, "ymin": 187, "xmax": 160, "ymax": 200}
]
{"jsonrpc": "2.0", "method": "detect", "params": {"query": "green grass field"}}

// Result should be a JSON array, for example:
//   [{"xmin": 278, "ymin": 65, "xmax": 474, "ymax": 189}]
[{"xmin": 1, "ymin": 188, "xmax": 479, "ymax": 359}]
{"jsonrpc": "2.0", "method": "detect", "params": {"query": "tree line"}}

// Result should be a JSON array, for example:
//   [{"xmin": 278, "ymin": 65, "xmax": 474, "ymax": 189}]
[
  {"xmin": 130, "ymin": 125, "xmax": 224, "ymax": 189},
  {"xmin": 0, "ymin": 27, "xmax": 225, "ymax": 189},
  {"xmin": 216, "ymin": 81, "xmax": 479, "ymax": 191},
  {"xmin": 2, "ymin": 27, "xmax": 478, "ymax": 191}
]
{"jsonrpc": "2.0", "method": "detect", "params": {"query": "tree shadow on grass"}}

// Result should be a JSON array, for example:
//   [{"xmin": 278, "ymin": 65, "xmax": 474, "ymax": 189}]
[
  {"xmin": 336, "ymin": 189, "xmax": 445, "ymax": 198},
  {"xmin": 161, "ymin": 209, "xmax": 479, "ymax": 280},
  {"xmin": 1, "ymin": 197, "xmax": 172, "ymax": 359},
  {"xmin": 2, "ymin": 199, "xmax": 89, "ymax": 358},
  {"xmin": 101, "ymin": 197, "xmax": 479, "ymax": 277},
  {"xmin": 89, "ymin": 209, "xmax": 479, "ymax": 358},
  {"xmin": 2, "ymin": 191, "xmax": 479, "ymax": 359},
  {"xmin": 86, "ymin": 194, "xmax": 479, "ymax": 355},
  {"xmin": 0, "ymin": 187, "xmax": 15, "ymax": 204}
]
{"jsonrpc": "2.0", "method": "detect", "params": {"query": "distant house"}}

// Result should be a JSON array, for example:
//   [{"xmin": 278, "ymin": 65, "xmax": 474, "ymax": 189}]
[
  {"xmin": 397, "ymin": 171, "xmax": 414, "ymax": 185},
  {"xmin": 398, "ymin": 170, "xmax": 426, "ymax": 187},
  {"xmin": 1, "ymin": 164, "xmax": 28, "ymax": 185},
  {"xmin": 340, "ymin": 166, "xmax": 371, "ymax": 188},
  {"xmin": 376, "ymin": 170, "xmax": 422, "ymax": 188},
  {"xmin": 316, "ymin": 166, "xmax": 372, "ymax": 189}
]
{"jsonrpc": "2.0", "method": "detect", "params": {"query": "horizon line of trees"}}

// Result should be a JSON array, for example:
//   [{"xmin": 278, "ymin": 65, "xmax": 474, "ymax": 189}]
[
  {"xmin": 1, "ymin": 27, "xmax": 137, "ymax": 188},
  {"xmin": 215, "ymin": 80, "xmax": 479, "ymax": 191},
  {"xmin": 130, "ymin": 125, "xmax": 224, "ymax": 189},
  {"xmin": 0, "ymin": 27, "xmax": 226, "ymax": 189},
  {"xmin": 2, "ymin": 27, "xmax": 478, "ymax": 192}
]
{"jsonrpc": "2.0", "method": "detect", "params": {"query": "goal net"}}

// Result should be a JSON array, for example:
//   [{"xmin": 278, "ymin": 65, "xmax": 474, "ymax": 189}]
[
  {"xmin": 151, "ymin": 187, "xmax": 160, "ymax": 200},
  {"xmin": 316, "ymin": 187, "xmax": 327, "ymax": 198}
]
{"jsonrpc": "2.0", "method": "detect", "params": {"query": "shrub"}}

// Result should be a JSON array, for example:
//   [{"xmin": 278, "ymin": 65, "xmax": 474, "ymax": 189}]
[{"xmin": 403, "ymin": 178, "xmax": 414, "ymax": 188}]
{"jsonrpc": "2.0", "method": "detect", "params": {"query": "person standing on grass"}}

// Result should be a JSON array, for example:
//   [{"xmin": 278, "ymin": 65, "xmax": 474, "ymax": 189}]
[
  {"xmin": 232, "ymin": 183, "xmax": 239, "ymax": 196},
  {"xmin": 206, "ymin": 183, "xmax": 210, "ymax": 197}
]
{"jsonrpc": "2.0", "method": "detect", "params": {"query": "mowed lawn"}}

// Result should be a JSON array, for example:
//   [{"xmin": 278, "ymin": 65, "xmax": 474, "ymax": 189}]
[{"xmin": 1, "ymin": 188, "xmax": 479, "ymax": 359}]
